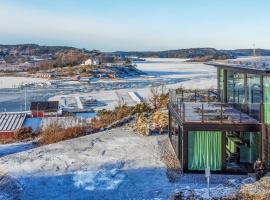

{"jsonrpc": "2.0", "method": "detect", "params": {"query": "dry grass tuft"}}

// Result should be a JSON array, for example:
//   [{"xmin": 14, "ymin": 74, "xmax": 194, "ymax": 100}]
[
  {"xmin": 14, "ymin": 127, "xmax": 33, "ymax": 140},
  {"xmin": 152, "ymin": 109, "xmax": 168, "ymax": 134},
  {"xmin": 164, "ymin": 152, "xmax": 182, "ymax": 182},
  {"xmin": 39, "ymin": 123, "xmax": 86, "ymax": 145},
  {"xmin": 134, "ymin": 114, "xmax": 150, "ymax": 136}
]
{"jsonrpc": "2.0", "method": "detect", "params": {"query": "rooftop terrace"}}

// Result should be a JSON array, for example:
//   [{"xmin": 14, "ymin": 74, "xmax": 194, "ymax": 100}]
[{"xmin": 169, "ymin": 89, "xmax": 260, "ymax": 124}]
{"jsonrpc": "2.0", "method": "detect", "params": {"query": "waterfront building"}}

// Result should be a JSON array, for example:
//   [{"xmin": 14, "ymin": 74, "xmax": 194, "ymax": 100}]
[{"xmin": 168, "ymin": 57, "xmax": 270, "ymax": 174}]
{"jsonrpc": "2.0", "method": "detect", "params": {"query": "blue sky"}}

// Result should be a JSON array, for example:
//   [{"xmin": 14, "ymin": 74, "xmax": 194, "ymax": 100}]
[{"xmin": 0, "ymin": 0, "xmax": 269, "ymax": 51}]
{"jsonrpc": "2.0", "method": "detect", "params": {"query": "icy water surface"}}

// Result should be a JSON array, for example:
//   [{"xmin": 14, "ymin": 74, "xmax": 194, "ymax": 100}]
[{"xmin": 0, "ymin": 58, "xmax": 216, "ymax": 112}]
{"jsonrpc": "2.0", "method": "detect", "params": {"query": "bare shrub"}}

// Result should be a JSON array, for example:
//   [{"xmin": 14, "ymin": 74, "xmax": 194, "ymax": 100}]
[
  {"xmin": 152, "ymin": 109, "xmax": 168, "ymax": 134},
  {"xmin": 14, "ymin": 127, "xmax": 33, "ymax": 140},
  {"xmin": 39, "ymin": 123, "xmax": 86, "ymax": 145},
  {"xmin": 90, "ymin": 104, "xmax": 133, "ymax": 130},
  {"xmin": 132, "ymin": 103, "xmax": 151, "ymax": 114},
  {"xmin": 149, "ymin": 85, "xmax": 169, "ymax": 110},
  {"xmin": 114, "ymin": 104, "xmax": 132, "ymax": 119}
]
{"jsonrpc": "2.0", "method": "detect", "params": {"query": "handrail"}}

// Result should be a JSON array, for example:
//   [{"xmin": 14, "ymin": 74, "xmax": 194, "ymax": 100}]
[{"xmin": 170, "ymin": 101, "xmax": 261, "ymax": 124}]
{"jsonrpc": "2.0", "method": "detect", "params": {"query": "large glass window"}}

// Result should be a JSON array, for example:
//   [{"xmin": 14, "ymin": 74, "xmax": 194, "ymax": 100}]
[
  {"xmin": 226, "ymin": 132, "xmax": 259, "ymax": 173},
  {"xmin": 234, "ymin": 73, "xmax": 245, "ymax": 105},
  {"xmin": 227, "ymin": 70, "xmax": 245, "ymax": 106},
  {"xmin": 264, "ymin": 76, "xmax": 270, "ymax": 124},
  {"xmin": 188, "ymin": 131, "xmax": 222, "ymax": 171},
  {"xmin": 227, "ymin": 70, "xmax": 235, "ymax": 103},
  {"xmin": 247, "ymin": 74, "xmax": 261, "ymax": 120}
]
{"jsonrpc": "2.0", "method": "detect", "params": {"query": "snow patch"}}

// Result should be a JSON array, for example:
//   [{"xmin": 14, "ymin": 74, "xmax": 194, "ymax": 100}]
[{"xmin": 73, "ymin": 163, "xmax": 125, "ymax": 191}]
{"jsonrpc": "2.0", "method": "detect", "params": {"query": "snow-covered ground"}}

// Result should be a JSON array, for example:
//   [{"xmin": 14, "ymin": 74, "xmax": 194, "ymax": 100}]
[
  {"xmin": 0, "ymin": 77, "xmax": 47, "ymax": 89},
  {"xmin": 0, "ymin": 142, "xmax": 34, "ymax": 157},
  {"xmin": 0, "ymin": 128, "xmax": 247, "ymax": 200}
]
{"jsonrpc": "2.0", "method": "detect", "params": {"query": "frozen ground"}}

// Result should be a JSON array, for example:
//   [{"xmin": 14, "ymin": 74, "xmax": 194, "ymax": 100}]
[
  {"xmin": 0, "ymin": 58, "xmax": 216, "ymax": 112},
  {"xmin": 0, "ymin": 77, "xmax": 47, "ymax": 89},
  {"xmin": 0, "ymin": 128, "xmax": 247, "ymax": 200},
  {"xmin": 0, "ymin": 142, "xmax": 34, "ymax": 157}
]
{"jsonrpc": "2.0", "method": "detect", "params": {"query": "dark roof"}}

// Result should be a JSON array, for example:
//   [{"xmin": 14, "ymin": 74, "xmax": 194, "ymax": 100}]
[
  {"xmin": 0, "ymin": 113, "xmax": 26, "ymax": 132},
  {"xmin": 30, "ymin": 101, "xmax": 59, "ymax": 112},
  {"xmin": 207, "ymin": 56, "xmax": 270, "ymax": 74}
]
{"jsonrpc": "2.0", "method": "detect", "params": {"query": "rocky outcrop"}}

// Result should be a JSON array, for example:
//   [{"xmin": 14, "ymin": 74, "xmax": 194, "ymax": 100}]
[
  {"xmin": 170, "ymin": 177, "xmax": 257, "ymax": 200},
  {"xmin": 237, "ymin": 177, "xmax": 270, "ymax": 200}
]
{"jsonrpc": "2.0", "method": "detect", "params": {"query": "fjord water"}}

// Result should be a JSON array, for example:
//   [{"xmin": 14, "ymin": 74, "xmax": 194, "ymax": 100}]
[{"xmin": 0, "ymin": 58, "xmax": 216, "ymax": 112}]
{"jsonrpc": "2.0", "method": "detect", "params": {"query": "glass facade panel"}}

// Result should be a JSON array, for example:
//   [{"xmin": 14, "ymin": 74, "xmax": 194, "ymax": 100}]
[
  {"xmin": 227, "ymin": 70, "xmax": 235, "ymax": 103},
  {"xmin": 227, "ymin": 70, "xmax": 245, "ymax": 110},
  {"xmin": 234, "ymin": 73, "xmax": 245, "ymax": 104},
  {"xmin": 188, "ymin": 131, "xmax": 222, "ymax": 171},
  {"xmin": 226, "ymin": 132, "xmax": 259, "ymax": 173},
  {"xmin": 247, "ymin": 74, "xmax": 261, "ymax": 120},
  {"xmin": 264, "ymin": 76, "xmax": 270, "ymax": 124},
  {"xmin": 219, "ymin": 69, "xmax": 224, "ymax": 102},
  {"xmin": 239, "ymin": 132, "xmax": 259, "ymax": 164}
]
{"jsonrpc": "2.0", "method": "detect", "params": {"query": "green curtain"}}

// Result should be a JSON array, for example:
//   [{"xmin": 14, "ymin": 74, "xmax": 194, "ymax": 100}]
[
  {"xmin": 264, "ymin": 76, "xmax": 270, "ymax": 124},
  {"xmin": 188, "ymin": 131, "xmax": 222, "ymax": 171}
]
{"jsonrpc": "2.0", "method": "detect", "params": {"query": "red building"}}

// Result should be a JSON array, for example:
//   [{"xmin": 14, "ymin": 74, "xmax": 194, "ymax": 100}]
[
  {"xmin": 30, "ymin": 101, "xmax": 59, "ymax": 117},
  {"xmin": 0, "ymin": 113, "xmax": 26, "ymax": 140}
]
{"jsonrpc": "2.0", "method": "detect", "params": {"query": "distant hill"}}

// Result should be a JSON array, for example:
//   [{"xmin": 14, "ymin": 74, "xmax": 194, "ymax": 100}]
[
  {"xmin": 1, "ymin": 44, "xmax": 270, "ymax": 63},
  {"xmin": 225, "ymin": 49, "xmax": 270, "ymax": 57},
  {"xmin": 113, "ymin": 48, "xmax": 270, "ymax": 61},
  {"xmin": 0, "ymin": 44, "xmax": 102, "ymax": 68},
  {"xmin": 0, "ymin": 44, "xmax": 94, "ymax": 56}
]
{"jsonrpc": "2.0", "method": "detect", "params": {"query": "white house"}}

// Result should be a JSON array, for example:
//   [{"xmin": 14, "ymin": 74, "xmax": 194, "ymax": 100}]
[{"xmin": 82, "ymin": 58, "xmax": 97, "ymax": 66}]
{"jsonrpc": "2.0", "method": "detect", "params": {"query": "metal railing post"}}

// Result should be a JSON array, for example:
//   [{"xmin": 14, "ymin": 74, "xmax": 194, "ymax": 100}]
[
  {"xmin": 176, "ymin": 97, "xmax": 179, "ymax": 114},
  {"xmin": 260, "ymin": 103, "xmax": 263, "ymax": 123},
  {"xmin": 220, "ymin": 104, "xmax": 223, "ymax": 123},
  {"xmin": 240, "ymin": 105, "xmax": 242, "ymax": 123},
  {"xmin": 202, "ymin": 103, "xmax": 204, "ymax": 122},
  {"xmin": 183, "ymin": 103, "xmax": 185, "ymax": 122},
  {"xmin": 180, "ymin": 101, "xmax": 182, "ymax": 118},
  {"xmin": 181, "ymin": 90, "xmax": 184, "ymax": 102}
]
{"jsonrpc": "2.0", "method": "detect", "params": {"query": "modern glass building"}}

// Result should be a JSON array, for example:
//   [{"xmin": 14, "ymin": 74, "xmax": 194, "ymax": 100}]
[{"xmin": 168, "ymin": 57, "xmax": 270, "ymax": 174}]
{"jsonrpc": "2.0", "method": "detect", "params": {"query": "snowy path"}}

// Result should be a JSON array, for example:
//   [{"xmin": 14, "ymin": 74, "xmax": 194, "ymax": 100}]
[
  {"xmin": 0, "ymin": 128, "xmax": 172, "ymax": 200},
  {"xmin": 0, "ymin": 142, "xmax": 35, "ymax": 157}
]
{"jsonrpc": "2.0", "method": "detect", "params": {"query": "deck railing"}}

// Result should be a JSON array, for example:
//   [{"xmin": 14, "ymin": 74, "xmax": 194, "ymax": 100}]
[{"xmin": 169, "ymin": 90, "xmax": 262, "ymax": 123}]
